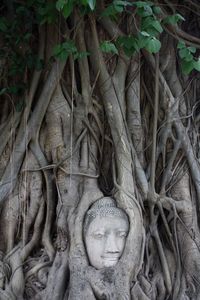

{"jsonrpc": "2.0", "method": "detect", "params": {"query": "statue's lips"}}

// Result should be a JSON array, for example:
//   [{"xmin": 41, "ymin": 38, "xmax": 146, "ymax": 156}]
[{"xmin": 102, "ymin": 256, "xmax": 119, "ymax": 261}]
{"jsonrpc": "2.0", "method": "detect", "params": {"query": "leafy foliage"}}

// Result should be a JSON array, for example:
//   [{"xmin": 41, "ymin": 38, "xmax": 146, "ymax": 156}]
[
  {"xmin": 0, "ymin": 0, "xmax": 199, "ymax": 103},
  {"xmin": 111, "ymin": 1, "xmax": 163, "ymax": 56},
  {"xmin": 100, "ymin": 41, "xmax": 119, "ymax": 55},
  {"xmin": 56, "ymin": 0, "xmax": 74, "ymax": 18},
  {"xmin": 55, "ymin": 0, "xmax": 96, "ymax": 19},
  {"xmin": 178, "ymin": 41, "xmax": 200, "ymax": 74},
  {"xmin": 0, "ymin": 3, "xmax": 41, "ymax": 96},
  {"xmin": 53, "ymin": 40, "xmax": 90, "ymax": 61},
  {"xmin": 163, "ymin": 13, "xmax": 185, "ymax": 25},
  {"xmin": 102, "ymin": 0, "xmax": 132, "ymax": 17}
]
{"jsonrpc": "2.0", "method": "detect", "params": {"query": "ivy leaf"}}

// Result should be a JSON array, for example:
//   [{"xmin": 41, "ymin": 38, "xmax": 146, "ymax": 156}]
[
  {"xmin": 179, "ymin": 48, "xmax": 193, "ymax": 61},
  {"xmin": 193, "ymin": 59, "xmax": 200, "ymax": 71},
  {"xmin": 102, "ymin": 0, "xmax": 132, "ymax": 16},
  {"xmin": 53, "ymin": 44, "xmax": 69, "ymax": 60},
  {"xmin": 135, "ymin": 2, "xmax": 153, "ymax": 17},
  {"xmin": 188, "ymin": 46, "xmax": 196, "ymax": 54},
  {"xmin": 177, "ymin": 41, "xmax": 185, "ymax": 49},
  {"xmin": 62, "ymin": 2, "xmax": 74, "ymax": 18},
  {"xmin": 151, "ymin": 20, "xmax": 163, "ymax": 33},
  {"xmin": 100, "ymin": 41, "xmax": 118, "ymax": 55},
  {"xmin": 140, "ymin": 31, "xmax": 150, "ymax": 37},
  {"xmin": 114, "ymin": 4, "xmax": 123, "ymax": 13},
  {"xmin": 53, "ymin": 41, "xmax": 77, "ymax": 61},
  {"xmin": 117, "ymin": 36, "xmax": 139, "ymax": 55},
  {"xmin": 181, "ymin": 60, "xmax": 194, "ymax": 75},
  {"xmin": 142, "ymin": 17, "xmax": 163, "ymax": 33},
  {"xmin": 178, "ymin": 43, "xmax": 197, "ymax": 63},
  {"xmin": 56, "ymin": 0, "xmax": 74, "ymax": 18},
  {"xmin": 179, "ymin": 48, "xmax": 189, "ymax": 58},
  {"xmin": 62, "ymin": 41, "xmax": 77, "ymax": 53},
  {"xmin": 163, "ymin": 13, "xmax": 185, "ymax": 25},
  {"xmin": 137, "ymin": 34, "xmax": 148, "ymax": 48},
  {"xmin": 134, "ymin": 1, "xmax": 153, "ymax": 8},
  {"xmin": 114, "ymin": 0, "xmax": 132, "ymax": 5},
  {"xmin": 152, "ymin": 6, "xmax": 162, "ymax": 15},
  {"xmin": 136, "ymin": 6, "xmax": 153, "ymax": 17},
  {"xmin": 145, "ymin": 37, "xmax": 161, "ymax": 53}
]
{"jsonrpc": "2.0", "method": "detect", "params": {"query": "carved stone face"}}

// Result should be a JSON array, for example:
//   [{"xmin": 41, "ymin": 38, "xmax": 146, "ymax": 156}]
[{"xmin": 84, "ymin": 214, "xmax": 129, "ymax": 269}]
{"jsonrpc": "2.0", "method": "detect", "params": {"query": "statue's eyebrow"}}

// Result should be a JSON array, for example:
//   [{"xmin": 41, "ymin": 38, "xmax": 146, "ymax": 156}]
[{"xmin": 90, "ymin": 230, "xmax": 105, "ymax": 234}]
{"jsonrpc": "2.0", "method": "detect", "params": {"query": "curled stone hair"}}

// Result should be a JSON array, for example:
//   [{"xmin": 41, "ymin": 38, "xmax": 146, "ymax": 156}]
[{"xmin": 83, "ymin": 197, "xmax": 129, "ymax": 235}]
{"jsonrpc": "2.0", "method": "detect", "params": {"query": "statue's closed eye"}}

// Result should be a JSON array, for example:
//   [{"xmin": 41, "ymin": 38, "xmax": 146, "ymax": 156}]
[
  {"xmin": 92, "ymin": 233, "xmax": 104, "ymax": 239},
  {"xmin": 117, "ymin": 232, "xmax": 127, "ymax": 238}
]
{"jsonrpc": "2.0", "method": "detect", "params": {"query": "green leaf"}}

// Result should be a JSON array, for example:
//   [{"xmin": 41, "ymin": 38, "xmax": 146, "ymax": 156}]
[
  {"xmin": 114, "ymin": 0, "xmax": 132, "ymax": 6},
  {"xmin": 59, "ymin": 51, "xmax": 69, "ymax": 61},
  {"xmin": 136, "ymin": 6, "xmax": 153, "ymax": 17},
  {"xmin": 152, "ymin": 6, "xmax": 162, "ymax": 15},
  {"xmin": 74, "ymin": 51, "xmax": 90, "ymax": 60},
  {"xmin": 56, "ymin": 0, "xmax": 67, "ymax": 11},
  {"xmin": 179, "ymin": 48, "xmax": 191, "ymax": 60},
  {"xmin": 117, "ymin": 36, "xmax": 140, "ymax": 55},
  {"xmin": 53, "ymin": 41, "xmax": 78, "ymax": 61},
  {"xmin": 114, "ymin": 4, "xmax": 123, "ymax": 13},
  {"xmin": 62, "ymin": 41, "xmax": 77, "ymax": 53},
  {"xmin": 145, "ymin": 37, "xmax": 161, "ymax": 53},
  {"xmin": 38, "ymin": 3, "xmax": 57, "ymax": 24},
  {"xmin": 102, "ymin": 5, "xmax": 116, "ymax": 17},
  {"xmin": 140, "ymin": 31, "xmax": 150, "ymax": 37},
  {"xmin": 53, "ymin": 44, "xmax": 63, "ymax": 56},
  {"xmin": 163, "ymin": 13, "xmax": 185, "ymax": 25},
  {"xmin": 151, "ymin": 20, "xmax": 163, "ymax": 33},
  {"xmin": 137, "ymin": 34, "xmax": 148, "ymax": 48},
  {"xmin": 80, "ymin": 0, "xmax": 88, "ymax": 5},
  {"xmin": 87, "ymin": 0, "xmax": 96, "ymax": 10},
  {"xmin": 0, "ymin": 88, "xmax": 7, "ymax": 96},
  {"xmin": 102, "ymin": 0, "xmax": 132, "ymax": 16},
  {"xmin": 193, "ymin": 59, "xmax": 200, "ymax": 71},
  {"xmin": 134, "ymin": 1, "xmax": 153, "ymax": 8},
  {"xmin": 117, "ymin": 36, "xmax": 134, "ymax": 48},
  {"xmin": 188, "ymin": 46, "xmax": 196, "ymax": 54},
  {"xmin": 62, "ymin": 1, "xmax": 74, "ymax": 18},
  {"xmin": 100, "ymin": 41, "xmax": 118, "ymax": 55},
  {"xmin": 181, "ymin": 60, "xmax": 194, "ymax": 75},
  {"xmin": 56, "ymin": 0, "xmax": 74, "ymax": 18},
  {"xmin": 178, "ymin": 45, "xmax": 196, "ymax": 62},
  {"xmin": 141, "ymin": 17, "xmax": 163, "ymax": 35},
  {"xmin": 177, "ymin": 41, "xmax": 185, "ymax": 49},
  {"xmin": 134, "ymin": 1, "xmax": 154, "ymax": 17}
]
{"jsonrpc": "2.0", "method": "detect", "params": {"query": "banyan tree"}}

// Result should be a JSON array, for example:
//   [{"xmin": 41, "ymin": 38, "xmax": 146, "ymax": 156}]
[{"xmin": 0, "ymin": 0, "xmax": 200, "ymax": 299}]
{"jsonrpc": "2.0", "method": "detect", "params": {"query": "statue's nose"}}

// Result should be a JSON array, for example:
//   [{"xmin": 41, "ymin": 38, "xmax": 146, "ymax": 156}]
[{"xmin": 105, "ymin": 233, "xmax": 120, "ymax": 253}]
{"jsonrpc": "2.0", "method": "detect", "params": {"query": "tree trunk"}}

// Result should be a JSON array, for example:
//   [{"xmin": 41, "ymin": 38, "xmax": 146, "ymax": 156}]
[{"xmin": 0, "ymin": 1, "xmax": 200, "ymax": 299}]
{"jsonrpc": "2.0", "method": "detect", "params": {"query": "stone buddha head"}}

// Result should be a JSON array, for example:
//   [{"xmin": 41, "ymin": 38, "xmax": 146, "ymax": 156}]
[{"xmin": 83, "ymin": 197, "xmax": 129, "ymax": 269}]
